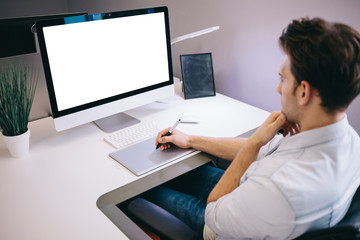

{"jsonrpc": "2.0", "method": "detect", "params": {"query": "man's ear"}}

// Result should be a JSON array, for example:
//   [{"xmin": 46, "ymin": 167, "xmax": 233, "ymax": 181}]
[{"xmin": 297, "ymin": 80, "xmax": 312, "ymax": 106}]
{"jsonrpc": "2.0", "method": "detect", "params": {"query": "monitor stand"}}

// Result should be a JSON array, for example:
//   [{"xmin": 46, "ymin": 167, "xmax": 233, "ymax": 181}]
[{"xmin": 94, "ymin": 112, "xmax": 140, "ymax": 133}]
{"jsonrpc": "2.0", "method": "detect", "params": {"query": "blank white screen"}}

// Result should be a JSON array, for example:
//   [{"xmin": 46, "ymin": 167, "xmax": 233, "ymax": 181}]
[{"xmin": 43, "ymin": 12, "xmax": 169, "ymax": 111}]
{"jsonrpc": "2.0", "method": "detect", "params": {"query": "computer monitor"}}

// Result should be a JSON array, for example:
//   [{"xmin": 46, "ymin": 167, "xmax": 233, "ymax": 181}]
[
  {"xmin": 36, "ymin": 7, "xmax": 174, "ymax": 132},
  {"xmin": 0, "ymin": 12, "xmax": 86, "ymax": 58}
]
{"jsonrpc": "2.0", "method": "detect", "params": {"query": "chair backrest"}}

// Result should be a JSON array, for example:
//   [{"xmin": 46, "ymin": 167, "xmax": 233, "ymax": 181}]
[
  {"xmin": 294, "ymin": 185, "xmax": 360, "ymax": 240},
  {"xmin": 126, "ymin": 198, "xmax": 198, "ymax": 240},
  {"xmin": 337, "ymin": 184, "xmax": 360, "ymax": 228}
]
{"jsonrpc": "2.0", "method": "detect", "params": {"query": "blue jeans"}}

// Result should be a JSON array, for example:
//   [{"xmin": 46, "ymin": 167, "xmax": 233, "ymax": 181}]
[{"xmin": 140, "ymin": 164, "xmax": 224, "ymax": 238}]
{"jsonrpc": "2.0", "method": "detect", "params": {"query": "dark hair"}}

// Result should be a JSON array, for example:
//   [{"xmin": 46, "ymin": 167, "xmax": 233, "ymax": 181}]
[{"xmin": 279, "ymin": 17, "xmax": 360, "ymax": 112}]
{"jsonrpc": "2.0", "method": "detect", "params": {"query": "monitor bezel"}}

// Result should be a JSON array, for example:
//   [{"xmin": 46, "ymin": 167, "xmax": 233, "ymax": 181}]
[
  {"xmin": 36, "ymin": 7, "xmax": 173, "ymax": 121},
  {"xmin": 0, "ymin": 12, "xmax": 87, "ymax": 58}
]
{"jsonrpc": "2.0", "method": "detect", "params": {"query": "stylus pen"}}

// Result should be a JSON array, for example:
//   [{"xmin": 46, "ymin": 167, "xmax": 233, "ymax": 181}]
[{"xmin": 156, "ymin": 119, "xmax": 181, "ymax": 149}]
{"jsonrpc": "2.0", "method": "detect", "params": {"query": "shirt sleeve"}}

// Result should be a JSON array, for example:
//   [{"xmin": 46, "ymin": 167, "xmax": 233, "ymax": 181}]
[{"xmin": 205, "ymin": 175, "xmax": 295, "ymax": 239}]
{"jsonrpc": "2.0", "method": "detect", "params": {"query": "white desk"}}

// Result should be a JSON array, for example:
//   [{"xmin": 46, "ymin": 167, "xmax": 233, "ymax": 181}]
[{"xmin": 0, "ymin": 93, "xmax": 269, "ymax": 240}]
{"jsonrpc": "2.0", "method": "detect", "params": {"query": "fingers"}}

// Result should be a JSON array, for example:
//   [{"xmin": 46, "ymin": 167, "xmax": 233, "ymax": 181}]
[
  {"xmin": 251, "ymin": 111, "xmax": 287, "ymax": 147},
  {"xmin": 264, "ymin": 111, "xmax": 281, "ymax": 125},
  {"xmin": 160, "ymin": 143, "xmax": 172, "ymax": 151},
  {"xmin": 267, "ymin": 111, "xmax": 286, "ymax": 132},
  {"xmin": 155, "ymin": 127, "xmax": 171, "ymax": 146},
  {"xmin": 156, "ymin": 127, "xmax": 179, "ymax": 151},
  {"xmin": 274, "ymin": 112, "xmax": 286, "ymax": 128},
  {"xmin": 294, "ymin": 124, "xmax": 300, "ymax": 134},
  {"xmin": 281, "ymin": 121, "xmax": 300, "ymax": 137},
  {"xmin": 287, "ymin": 123, "xmax": 300, "ymax": 136},
  {"xmin": 268, "ymin": 111, "xmax": 301, "ymax": 137}
]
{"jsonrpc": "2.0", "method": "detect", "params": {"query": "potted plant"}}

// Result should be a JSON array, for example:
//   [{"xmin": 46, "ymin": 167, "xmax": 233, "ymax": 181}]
[{"xmin": 0, "ymin": 63, "xmax": 37, "ymax": 157}]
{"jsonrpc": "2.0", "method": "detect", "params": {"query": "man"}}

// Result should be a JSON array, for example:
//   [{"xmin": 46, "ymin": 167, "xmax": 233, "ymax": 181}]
[{"xmin": 144, "ymin": 17, "xmax": 360, "ymax": 239}]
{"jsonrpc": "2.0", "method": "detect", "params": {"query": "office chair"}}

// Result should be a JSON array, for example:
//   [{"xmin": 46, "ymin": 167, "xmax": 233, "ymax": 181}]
[{"xmin": 126, "ymin": 183, "xmax": 360, "ymax": 240}]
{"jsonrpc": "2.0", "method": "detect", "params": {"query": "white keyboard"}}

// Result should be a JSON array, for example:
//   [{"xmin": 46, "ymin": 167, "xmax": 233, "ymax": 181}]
[{"xmin": 104, "ymin": 121, "xmax": 159, "ymax": 149}]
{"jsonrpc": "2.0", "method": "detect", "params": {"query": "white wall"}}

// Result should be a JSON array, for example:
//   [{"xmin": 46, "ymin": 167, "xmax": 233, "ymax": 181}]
[
  {"xmin": 67, "ymin": 0, "xmax": 360, "ymax": 133},
  {"xmin": 0, "ymin": 0, "xmax": 71, "ymax": 121},
  {"xmin": 2, "ymin": 0, "xmax": 360, "ymax": 133},
  {"xmin": 0, "ymin": 0, "xmax": 68, "ymax": 18}
]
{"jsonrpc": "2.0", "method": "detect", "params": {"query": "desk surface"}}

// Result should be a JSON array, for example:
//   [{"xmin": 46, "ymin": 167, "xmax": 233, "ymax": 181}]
[{"xmin": 0, "ymin": 93, "xmax": 268, "ymax": 240}]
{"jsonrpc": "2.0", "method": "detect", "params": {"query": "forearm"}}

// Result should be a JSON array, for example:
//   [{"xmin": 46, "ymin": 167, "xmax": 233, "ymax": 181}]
[
  {"xmin": 207, "ymin": 138, "xmax": 262, "ymax": 204},
  {"xmin": 206, "ymin": 111, "xmax": 287, "ymax": 204},
  {"xmin": 188, "ymin": 136, "xmax": 248, "ymax": 161}
]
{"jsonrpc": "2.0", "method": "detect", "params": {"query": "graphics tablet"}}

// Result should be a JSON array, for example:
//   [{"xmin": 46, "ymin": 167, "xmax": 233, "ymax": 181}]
[{"xmin": 110, "ymin": 137, "xmax": 196, "ymax": 176}]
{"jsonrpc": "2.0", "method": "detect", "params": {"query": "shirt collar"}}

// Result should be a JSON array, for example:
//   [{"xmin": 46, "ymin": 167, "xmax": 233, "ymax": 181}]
[{"xmin": 277, "ymin": 115, "xmax": 350, "ymax": 151}]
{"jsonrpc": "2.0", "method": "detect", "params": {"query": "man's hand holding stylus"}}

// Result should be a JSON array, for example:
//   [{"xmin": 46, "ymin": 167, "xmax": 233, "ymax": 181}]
[{"xmin": 155, "ymin": 128, "xmax": 191, "ymax": 150}]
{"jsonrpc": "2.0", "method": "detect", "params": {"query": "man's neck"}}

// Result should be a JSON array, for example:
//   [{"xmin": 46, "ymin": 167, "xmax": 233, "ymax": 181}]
[{"xmin": 299, "ymin": 109, "xmax": 345, "ymax": 132}]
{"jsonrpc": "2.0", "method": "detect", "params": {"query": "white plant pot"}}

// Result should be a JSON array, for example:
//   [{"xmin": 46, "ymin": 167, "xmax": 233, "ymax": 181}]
[{"xmin": 2, "ymin": 129, "xmax": 30, "ymax": 158}]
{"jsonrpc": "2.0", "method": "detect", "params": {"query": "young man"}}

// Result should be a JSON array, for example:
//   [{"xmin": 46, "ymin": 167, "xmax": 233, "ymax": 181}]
[{"xmin": 145, "ymin": 17, "xmax": 360, "ymax": 239}]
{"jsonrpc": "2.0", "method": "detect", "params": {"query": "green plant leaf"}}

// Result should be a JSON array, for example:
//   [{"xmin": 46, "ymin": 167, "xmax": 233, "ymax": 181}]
[{"xmin": 0, "ymin": 63, "xmax": 38, "ymax": 136}]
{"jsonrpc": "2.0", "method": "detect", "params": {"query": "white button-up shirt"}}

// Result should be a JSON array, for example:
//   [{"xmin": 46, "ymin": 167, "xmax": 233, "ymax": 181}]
[{"xmin": 205, "ymin": 116, "xmax": 360, "ymax": 239}]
